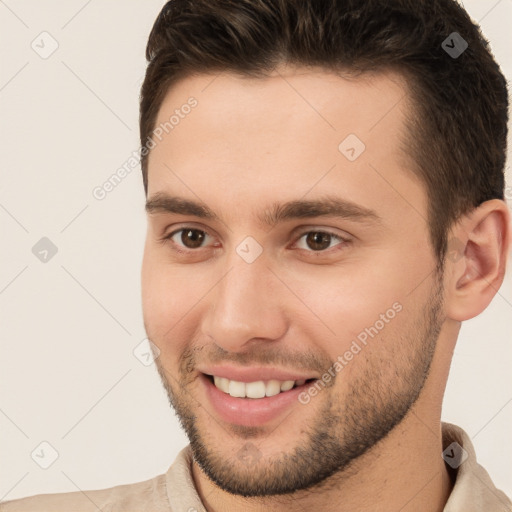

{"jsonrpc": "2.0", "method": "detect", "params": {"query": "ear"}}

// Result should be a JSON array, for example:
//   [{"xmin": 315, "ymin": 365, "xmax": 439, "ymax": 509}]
[{"xmin": 444, "ymin": 199, "xmax": 511, "ymax": 322}]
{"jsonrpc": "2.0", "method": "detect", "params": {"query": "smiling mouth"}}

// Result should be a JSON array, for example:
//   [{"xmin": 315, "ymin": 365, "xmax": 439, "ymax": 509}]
[{"xmin": 204, "ymin": 374, "xmax": 317, "ymax": 399}]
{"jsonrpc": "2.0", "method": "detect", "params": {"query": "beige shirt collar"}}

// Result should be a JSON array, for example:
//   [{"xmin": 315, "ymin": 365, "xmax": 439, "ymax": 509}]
[{"xmin": 441, "ymin": 422, "xmax": 511, "ymax": 511}]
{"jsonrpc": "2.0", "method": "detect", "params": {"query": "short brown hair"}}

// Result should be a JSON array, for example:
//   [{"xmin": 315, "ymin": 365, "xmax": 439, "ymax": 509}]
[{"xmin": 139, "ymin": 0, "xmax": 508, "ymax": 267}]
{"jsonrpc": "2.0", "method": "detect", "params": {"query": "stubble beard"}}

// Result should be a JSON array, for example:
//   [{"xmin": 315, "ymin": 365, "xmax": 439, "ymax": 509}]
[{"xmin": 153, "ymin": 275, "xmax": 445, "ymax": 497}]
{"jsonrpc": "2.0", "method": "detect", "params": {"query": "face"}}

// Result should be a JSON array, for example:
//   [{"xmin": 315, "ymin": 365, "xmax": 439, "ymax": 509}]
[{"xmin": 141, "ymin": 66, "xmax": 446, "ymax": 496}]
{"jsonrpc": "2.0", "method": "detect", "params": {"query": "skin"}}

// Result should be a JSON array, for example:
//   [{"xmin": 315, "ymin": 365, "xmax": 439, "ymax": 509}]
[{"xmin": 141, "ymin": 65, "xmax": 510, "ymax": 512}]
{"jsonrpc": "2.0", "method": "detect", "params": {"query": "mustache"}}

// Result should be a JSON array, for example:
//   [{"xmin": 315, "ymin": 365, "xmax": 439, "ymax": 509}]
[{"xmin": 179, "ymin": 343, "xmax": 333, "ymax": 376}]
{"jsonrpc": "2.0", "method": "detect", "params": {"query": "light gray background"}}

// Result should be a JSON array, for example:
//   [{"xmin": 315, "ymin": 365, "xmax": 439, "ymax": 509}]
[{"xmin": 1, "ymin": 0, "xmax": 511, "ymax": 502}]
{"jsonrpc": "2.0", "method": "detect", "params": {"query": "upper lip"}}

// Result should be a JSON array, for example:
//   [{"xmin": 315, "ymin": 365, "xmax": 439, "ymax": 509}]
[{"xmin": 197, "ymin": 365, "xmax": 318, "ymax": 383}]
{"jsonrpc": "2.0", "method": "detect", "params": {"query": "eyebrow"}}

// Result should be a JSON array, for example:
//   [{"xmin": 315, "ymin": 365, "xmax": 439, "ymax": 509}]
[{"xmin": 145, "ymin": 193, "xmax": 381, "ymax": 228}]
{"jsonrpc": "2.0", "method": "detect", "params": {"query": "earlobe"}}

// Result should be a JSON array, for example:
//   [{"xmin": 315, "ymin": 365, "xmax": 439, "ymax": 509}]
[{"xmin": 445, "ymin": 199, "xmax": 510, "ymax": 322}]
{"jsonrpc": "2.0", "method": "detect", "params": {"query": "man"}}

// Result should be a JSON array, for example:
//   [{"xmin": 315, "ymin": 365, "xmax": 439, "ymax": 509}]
[{"xmin": 2, "ymin": 0, "xmax": 511, "ymax": 510}]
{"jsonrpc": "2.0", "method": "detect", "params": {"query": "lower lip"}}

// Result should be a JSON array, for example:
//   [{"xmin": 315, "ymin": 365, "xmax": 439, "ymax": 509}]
[{"xmin": 200, "ymin": 374, "xmax": 313, "ymax": 427}]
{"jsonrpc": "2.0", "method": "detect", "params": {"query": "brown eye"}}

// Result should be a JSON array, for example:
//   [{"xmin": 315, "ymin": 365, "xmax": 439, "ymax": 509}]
[
  {"xmin": 179, "ymin": 229, "xmax": 206, "ymax": 248},
  {"xmin": 305, "ymin": 232, "xmax": 332, "ymax": 251},
  {"xmin": 294, "ymin": 230, "xmax": 348, "ymax": 253},
  {"xmin": 164, "ymin": 228, "xmax": 211, "ymax": 250}
]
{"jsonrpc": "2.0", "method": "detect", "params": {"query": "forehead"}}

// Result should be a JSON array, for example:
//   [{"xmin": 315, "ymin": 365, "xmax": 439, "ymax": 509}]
[
  {"xmin": 152, "ymin": 66, "xmax": 410, "ymax": 146},
  {"xmin": 146, "ymin": 66, "xmax": 425, "ymax": 228}
]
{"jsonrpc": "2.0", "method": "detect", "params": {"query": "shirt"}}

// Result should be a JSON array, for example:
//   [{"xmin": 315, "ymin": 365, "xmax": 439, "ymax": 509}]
[{"xmin": 1, "ymin": 422, "xmax": 510, "ymax": 511}]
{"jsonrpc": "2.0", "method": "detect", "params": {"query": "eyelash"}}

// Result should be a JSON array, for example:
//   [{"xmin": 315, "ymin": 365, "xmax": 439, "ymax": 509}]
[{"xmin": 159, "ymin": 227, "xmax": 350, "ymax": 255}]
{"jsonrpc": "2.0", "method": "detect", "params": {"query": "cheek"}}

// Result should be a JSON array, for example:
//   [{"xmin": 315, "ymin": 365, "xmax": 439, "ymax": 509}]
[
  {"xmin": 298, "ymin": 269, "xmax": 401, "ymax": 333},
  {"xmin": 141, "ymin": 248, "xmax": 211, "ymax": 354},
  {"xmin": 141, "ymin": 248, "xmax": 186, "ymax": 340},
  {"xmin": 288, "ymin": 252, "xmax": 416, "ymax": 363}
]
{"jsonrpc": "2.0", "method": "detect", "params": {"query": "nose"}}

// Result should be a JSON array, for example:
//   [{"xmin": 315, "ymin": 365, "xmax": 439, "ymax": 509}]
[{"xmin": 201, "ymin": 255, "xmax": 288, "ymax": 353}]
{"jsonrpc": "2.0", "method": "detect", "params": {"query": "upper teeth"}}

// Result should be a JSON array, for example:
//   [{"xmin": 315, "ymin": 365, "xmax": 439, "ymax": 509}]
[{"xmin": 213, "ymin": 376, "xmax": 306, "ymax": 398}]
